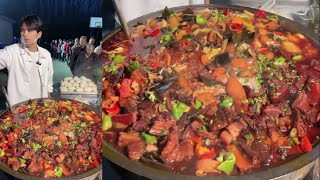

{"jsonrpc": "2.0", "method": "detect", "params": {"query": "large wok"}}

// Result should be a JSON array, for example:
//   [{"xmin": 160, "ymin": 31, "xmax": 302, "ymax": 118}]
[
  {"xmin": 0, "ymin": 98, "xmax": 102, "ymax": 180},
  {"xmin": 102, "ymin": 4, "xmax": 320, "ymax": 180}
]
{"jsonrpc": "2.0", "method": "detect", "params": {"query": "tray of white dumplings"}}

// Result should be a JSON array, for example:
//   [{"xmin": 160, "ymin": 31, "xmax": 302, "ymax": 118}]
[{"xmin": 60, "ymin": 76, "xmax": 98, "ymax": 95}]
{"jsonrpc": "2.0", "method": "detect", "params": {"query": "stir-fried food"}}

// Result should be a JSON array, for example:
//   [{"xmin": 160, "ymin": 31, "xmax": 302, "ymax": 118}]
[
  {"xmin": 102, "ymin": 7, "xmax": 320, "ymax": 176},
  {"xmin": 0, "ymin": 99, "xmax": 102, "ymax": 178}
]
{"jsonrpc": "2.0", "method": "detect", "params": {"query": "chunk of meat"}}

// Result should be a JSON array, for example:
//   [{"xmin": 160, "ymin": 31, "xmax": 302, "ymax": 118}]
[
  {"xmin": 7, "ymin": 157, "xmax": 20, "ymax": 171},
  {"xmin": 220, "ymin": 130, "xmax": 232, "ymax": 145},
  {"xmin": 161, "ymin": 126, "xmax": 179, "ymax": 163},
  {"xmin": 127, "ymin": 141, "xmax": 145, "ymax": 160},
  {"xmin": 263, "ymin": 105, "xmax": 283, "ymax": 118},
  {"xmin": 149, "ymin": 119, "xmax": 176, "ymax": 136},
  {"xmin": 58, "ymin": 131, "xmax": 68, "ymax": 144},
  {"xmin": 118, "ymin": 132, "xmax": 142, "ymax": 147},
  {"xmin": 175, "ymin": 141, "xmax": 194, "ymax": 162},
  {"xmin": 295, "ymin": 114, "xmax": 308, "ymax": 138},
  {"xmin": 44, "ymin": 170, "xmax": 55, "ymax": 178},
  {"xmin": 226, "ymin": 122, "xmax": 244, "ymax": 139},
  {"xmin": 22, "ymin": 150, "xmax": 35, "ymax": 159},
  {"xmin": 292, "ymin": 91, "xmax": 310, "ymax": 113},
  {"xmin": 28, "ymin": 157, "xmax": 42, "ymax": 173}
]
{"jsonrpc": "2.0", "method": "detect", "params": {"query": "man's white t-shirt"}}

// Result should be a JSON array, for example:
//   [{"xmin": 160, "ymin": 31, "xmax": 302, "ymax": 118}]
[
  {"xmin": 27, "ymin": 50, "xmax": 42, "ymax": 100},
  {"xmin": 118, "ymin": 0, "xmax": 205, "ymax": 22}
]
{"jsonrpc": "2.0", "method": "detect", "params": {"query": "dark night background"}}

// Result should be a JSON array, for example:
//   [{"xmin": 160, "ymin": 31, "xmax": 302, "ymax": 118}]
[{"xmin": 0, "ymin": 0, "xmax": 102, "ymax": 48}]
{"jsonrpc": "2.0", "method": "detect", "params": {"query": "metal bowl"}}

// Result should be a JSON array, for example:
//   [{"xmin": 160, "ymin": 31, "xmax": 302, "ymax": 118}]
[
  {"xmin": 102, "ymin": 4, "xmax": 320, "ymax": 180},
  {"xmin": 0, "ymin": 98, "xmax": 102, "ymax": 180}
]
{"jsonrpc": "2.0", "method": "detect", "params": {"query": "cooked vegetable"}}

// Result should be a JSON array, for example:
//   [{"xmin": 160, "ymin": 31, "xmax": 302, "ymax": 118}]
[
  {"xmin": 217, "ymin": 152, "xmax": 236, "ymax": 175},
  {"xmin": 142, "ymin": 132, "xmax": 157, "ymax": 144},
  {"xmin": 172, "ymin": 100, "xmax": 189, "ymax": 120},
  {"xmin": 102, "ymin": 115, "xmax": 112, "ymax": 131}
]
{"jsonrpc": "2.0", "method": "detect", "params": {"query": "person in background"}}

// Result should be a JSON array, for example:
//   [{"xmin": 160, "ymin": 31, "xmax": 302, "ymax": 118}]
[
  {"xmin": 64, "ymin": 40, "xmax": 71, "ymax": 63},
  {"xmin": 88, "ymin": 36, "xmax": 96, "ymax": 46},
  {"xmin": 60, "ymin": 39, "xmax": 66, "ymax": 61},
  {"xmin": 57, "ymin": 39, "xmax": 62, "ymax": 60},
  {"xmin": 0, "ymin": 15, "xmax": 53, "ymax": 105},
  {"xmin": 73, "ymin": 44, "xmax": 100, "ymax": 82},
  {"xmin": 71, "ymin": 38, "xmax": 79, "ymax": 55},
  {"xmin": 94, "ymin": 45, "xmax": 102, "ymax": 57},
  {"xmin": 70, "ymin": 36, "xmax": 87, "ymax": 71}
]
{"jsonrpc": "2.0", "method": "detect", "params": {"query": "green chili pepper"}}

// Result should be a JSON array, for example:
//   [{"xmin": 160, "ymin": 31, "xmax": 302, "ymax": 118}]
[
  {"xmin": 217, "ymin": 152, "xmax": 236, "ymax": 175},
  {"xmin": 142, "ymin": 132, "xmax": 157, "ymax": 144},
  {"xmin": 1, "ymin": 120, "xmax": 11, "ymax": 130},
  {"xmin": 80, "ymin": 122, "xmax": 87, "ymax": 127},
  {"xmin": 195, "ymin": 99, "xmax": 202, "ymax": 109},
  {"xmin": 196, "ymin": 15, "xmax": 207, "ymax": 25},
  {"xmin": 44, "ymin": 102, "xmax": 49, "ymax": 107},
  {"xmin": 292, "ymin": 55, "xmax": 303, "ymax": 61},
  {"xmin": 172, "ymin": 100, "xmax": 189, "ymax": 121},
  {"xmin": 161, "ymin": 34, "xmax": 171, "ymax": 42},
  {"xmin": 54, "ymin": 167, "xmax": 63, "ymax": 177},
  {"xmin": 273, "ymin": 56, "xmax": 286, "ymax": 66},
  {"xmin": 244, "ymin": 133, "xmax": 253, "ymax": 139},
  {"xmin": 219, "ymin": 97, "xmax": 233, "ymax": 108},
  {"xmin": 130, "ymin": 60, "xmax": 140, "ymax": 70},
  {"xmin": 102, "ymin": 115, "xmax": 112, "ymax": 131},
  {"xmin": 145, "ymin": 91, "xmax": 157, "ymax": 103},
  {"xmin": 113, "ymin": 55, "xmax": 126, "ymax": 63},
  {"xmin": 19, "ymin": 158, "xmax": 26, "ymax": 164},
  {"xmin": 27, "ymin": 111, "xmax": 33, "ymax": 117},
  {"xmin": 0, "ymin": 150, "xmax": 5, "ymax": 157},
  {"xmin": 32, "ymin": 143, "xmax": 41, "ymax": 152},
  {"xmin": 55, "ymin": 141, "xmax": 62, "ymax": 147}
]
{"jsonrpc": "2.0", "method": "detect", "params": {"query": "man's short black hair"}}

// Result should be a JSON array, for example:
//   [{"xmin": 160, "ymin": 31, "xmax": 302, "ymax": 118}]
[{"xmin": 20, "ymin": 15, "xmax": 43, "ymax": 32}]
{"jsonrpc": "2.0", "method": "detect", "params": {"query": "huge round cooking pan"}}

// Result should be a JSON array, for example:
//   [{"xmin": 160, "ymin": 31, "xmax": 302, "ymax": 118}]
[
  {"xmin": 0, "ymin": 98, "xmax": 102, "ymax": 180},
  {"xmin": 102, "ymin": 4, "xmax": 320, "ymax": 180}
]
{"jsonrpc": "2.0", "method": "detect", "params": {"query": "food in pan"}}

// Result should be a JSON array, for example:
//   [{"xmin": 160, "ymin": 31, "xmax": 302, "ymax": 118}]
[
  {"xmin": 60, "ymin": 76, "xmax": 98, "ymax": 93},
  {"xmin": 0, "ymin": 99, "xmax": 102, "ymax": 178},
  {"xmin": 102, "ymin": 7, "xmax": 320, "ymax": 176}
]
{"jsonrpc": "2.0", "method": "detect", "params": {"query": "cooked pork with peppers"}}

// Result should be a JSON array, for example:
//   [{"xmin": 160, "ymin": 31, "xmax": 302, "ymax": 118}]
[
  {"xmin": 0, "ymin": 99, "xmax": 102, "ymax": 178},
  {"xmin": 102, "ymin": 7, "xmax": 320, "ymax": 176}
]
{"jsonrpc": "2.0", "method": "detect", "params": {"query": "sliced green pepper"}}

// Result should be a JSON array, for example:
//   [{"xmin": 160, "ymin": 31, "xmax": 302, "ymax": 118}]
[
  {"xmin": 113, "ymin": 55, "xmax": 126, "ymax": 63},
  {"xmin": 0, "ymin": 150, "xmax": 5, "ymax": 157},
  {"xmin": 196, "ymin": 15, "xmax": 207, "ymax": 25},
  {"xmin": 55, "ymin": 141, "xmax": 62, "ymax": 147},
  {"xmin": 292, "ymin": 55, "xmax": 303, "ymax": 61},
  {"xmin": 195, "ymin": 99, "xmax": 202, "ymax": 109},
  {"xmin": 142, "ymin": 132, "xmax": 157, "ymax": 144},
  {"xmin": 219, "ymin": 97, "xmax": 233, "ymax": 108},
  {"xmin": 19, "ymin": 158, "xmax": 26, "ymax": 164},
  {"xmin": 172, "ymin": 100, "xmax": 189, "ymax": 121},
  {"xmin": 44, "ymin": 102, "xmax": 49, "ymax": 107},
  {"xmin": 273, "ymin": 56, "xmax": 286, "ymax": 66},
  {"xmin": 130, "ymin": 60, "xmax": 140, "ymax": 70},
  {"xmin": 102, "ymin": 115, "xmax": 112, "ymax": 131},
  {"xmin": 161, "ymin": 34, "xmax": 171, "ymax": 43},
  {"xmin": 244, "ymin": 133, "xmax": 253, "ymax": 140},
  {"xmin": 145, "ymin": 91, "xmax": 157, "ymax": 103},
  {"xmin": 217, "ymin": 152, "xmax": 236, "ymax": 175},
  {"xmin": 32, "ymin": 143, "xmax": 41, "ymax": 152},
  {"xmin": 27, "ymin": 110, "xmax": 33, "ymax": 117},
  {"xmin": 54, "ymin": 167, "xmax": 63, "ymax": 177},
  {"xmin": 1, "ymin": 120, "xmax": 11, "ymax": 130}
]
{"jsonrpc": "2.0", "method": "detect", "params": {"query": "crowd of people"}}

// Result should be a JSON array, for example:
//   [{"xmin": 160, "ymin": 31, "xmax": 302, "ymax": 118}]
[{"xmin": 49, "ymin": 35, "xmax": 102, "ymax": 82}]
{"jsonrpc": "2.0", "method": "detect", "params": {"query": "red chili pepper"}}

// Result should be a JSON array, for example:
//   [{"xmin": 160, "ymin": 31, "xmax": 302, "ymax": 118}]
[
  {"xmin": 258, "ymin": 48, "xmax": 268, "ymax": 54},
  {"xmin": 180, "ymin": 39, "xmax": 192, "ymax": 47},
  {"xmin": 288, "ymin": 145, "xmax": 303, "ymax": 156},
  {"xmin": 105, "ymin": 102, "xmax": 120, "ymax": 116},
  {"xmin": 7, "ymin": 132, "xmax": 16, "ymax": 142},
  {"xmin": 71, "ymin": 100, "xmax": 77, "ymax": 104},
  {"xmin": 2, "ymin": 144, "xmax": 8, "ymax": 150},
  {"xmin": 223, "ymin": 8, "xmax": 230, "ymax": 15},
  {"xmin": 274, "ymin": 32, "xmax": 283, "ymax": 36},
  {"xmin": 92, "ymin": 159, "xmax": 100, "ymax": 167},
  {"xmin": 119, "ymin": 78, "xmax": 132, "ymax": 98},
  {"xmin": 300, "ymin": 135, "xmax": 313, "ymax": 152},
  {"xmin": 150, "ymin": 29, "xmax": 161, "ymax": 37},
  {"xmin": 231, "ymin": 23, "xmax": 244, "ymax": 33},
  {"xmin": 195, "ymin": 144, "xmax": 216, "ymax": 159},
  {"xmin": 255, "ymin": 10, "xmax": 266, "ymax": 18},
  {"xmin": 182, "ymin": 26, "xmax": 191, "ymax": 33}
]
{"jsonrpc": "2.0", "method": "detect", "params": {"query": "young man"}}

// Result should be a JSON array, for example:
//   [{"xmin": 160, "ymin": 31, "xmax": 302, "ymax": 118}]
[{"xmin": 0, "ymin": 15, "xmax": 53, "ymax": 105}]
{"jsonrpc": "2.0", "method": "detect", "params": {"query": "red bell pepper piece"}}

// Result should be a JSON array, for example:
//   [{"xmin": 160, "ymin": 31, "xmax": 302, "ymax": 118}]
[
  {"xmin": 92, "ymin": 159, "xmax": 100, "ymax": 167},
  {"xmin": 195, "ymin": 143, "xmax": 216, "ymax": 159},
  {"xmin": 180, "ymin": 39, "xmax": 192, "ymax": 47},
  {"xmin": 258, "ymin": 48, "xmax": 268, "ymax": 54},
  {"xmin": 105, "ymin": 102, "xmax": 120, "ymax": 116},
  {"xmin": 2, "ymin": 144, "xmax": 8, "ymax": 150},
  {"xmin": 288, "ymin": 145, "xmax": 303, "ymax": 156},
  {"xmin": 231, "ymin": 23, "xmax": 244, "ymax": 33},
  {"xmin": 150, "ymin": 29, "xmax": 161, "ymax": 37},
  {"xmin": 300, "ymin": 135, "xmax": 313, "ymax": 152},
  {"xmin": 255, "ymin": 10, "xmax": 266, "ymax": 18},
  {"xmin": 182, "ymin": 26, "xmax": 191, "ymax": 33},
  {"xmin": 223, "ymin": 8, "xmax": 230, "ymax": 15},
  {"xmin": 119, "ymin": 78, "xmax": 132, "ymax": 98}
]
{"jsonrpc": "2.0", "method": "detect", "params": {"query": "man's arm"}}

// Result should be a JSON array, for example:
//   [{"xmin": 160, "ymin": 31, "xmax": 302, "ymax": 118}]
[{"xmin": 0, "ymin": 47, "xmax": 11, "ymax": 70}]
